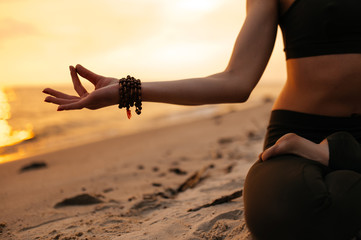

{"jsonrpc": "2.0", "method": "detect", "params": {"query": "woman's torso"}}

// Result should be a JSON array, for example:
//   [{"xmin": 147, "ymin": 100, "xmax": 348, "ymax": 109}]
[{"xmin": 273, "ymin": 0, "xmax": 361, "ymax": 117}]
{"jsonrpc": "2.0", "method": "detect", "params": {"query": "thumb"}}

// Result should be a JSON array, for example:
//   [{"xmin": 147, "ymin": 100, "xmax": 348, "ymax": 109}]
[
  {"xmin": 261, "ymin": 145, "xmax": 279, "ymax": 161},
  {"xmin": 75, "ymin": 64, "xmax": 103, "ymax": 85}
]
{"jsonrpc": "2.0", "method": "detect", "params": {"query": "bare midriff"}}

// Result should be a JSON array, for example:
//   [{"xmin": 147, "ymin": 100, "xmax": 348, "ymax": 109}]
[{"xmin": 273, "ymin": 53, "xmax": 361, "ymax": 117}]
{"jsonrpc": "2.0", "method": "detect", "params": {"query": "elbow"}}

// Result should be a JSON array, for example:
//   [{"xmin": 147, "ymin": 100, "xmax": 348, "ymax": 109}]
[
  {"xmin": 241, "ymin": 93, "xmax": 251, "ymax": 103},
  {"xmin": 223, "ymin": 81, "xmax": 252, "ymax": 103},
  {"xmin": 236, "ymin": 86, "xmax": 252, "ymax": 103},
  {"xmin": 224, "ymin": 71, "xmax": 255, "ymax": 103},
  {"xmin": 212, "ymin": 68, "xmax": 258, "ymax": 103}
]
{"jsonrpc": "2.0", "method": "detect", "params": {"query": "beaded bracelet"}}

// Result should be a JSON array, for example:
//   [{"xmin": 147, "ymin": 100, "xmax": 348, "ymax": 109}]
[{"xmin": 118, "ymin": 75, "xmax": 142, "ymax": 119}]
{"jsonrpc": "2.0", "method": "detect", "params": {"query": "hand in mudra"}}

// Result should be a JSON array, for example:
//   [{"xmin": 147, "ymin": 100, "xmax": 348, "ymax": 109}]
[
  {"xmin": 43, "ymin": 65, "xmax": 120, "ymax": 111},
  {"xmin": 261, "ymin": 133, "xmax": 330, "ymax": 166}
]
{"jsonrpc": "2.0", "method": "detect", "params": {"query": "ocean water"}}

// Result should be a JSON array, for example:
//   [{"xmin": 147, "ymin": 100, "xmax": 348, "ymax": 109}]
[{"xmin": 0, "ymin": 83, "xmax": 282, "ymax": 164}]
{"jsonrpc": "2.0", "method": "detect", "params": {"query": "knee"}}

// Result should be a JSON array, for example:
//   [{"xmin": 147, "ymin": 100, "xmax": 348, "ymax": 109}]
[
  {"xmin": 244, "ymin": 158, "xmax": 331, "ymax": 239},
  {"xmin": 244, "ymin": 194, "xmax": 332, "ymax": 240}
]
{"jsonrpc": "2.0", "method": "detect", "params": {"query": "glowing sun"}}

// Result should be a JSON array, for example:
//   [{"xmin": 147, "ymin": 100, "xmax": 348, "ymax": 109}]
[{"xmin": 176, "ymin": 0, "xmax": 220, "ymax": 12}]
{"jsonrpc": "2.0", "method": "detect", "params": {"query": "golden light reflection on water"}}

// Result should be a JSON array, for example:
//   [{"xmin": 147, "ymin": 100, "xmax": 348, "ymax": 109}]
[{"xmin": 0, "ymin": 87, "xmax": 34, "ymax": 163}]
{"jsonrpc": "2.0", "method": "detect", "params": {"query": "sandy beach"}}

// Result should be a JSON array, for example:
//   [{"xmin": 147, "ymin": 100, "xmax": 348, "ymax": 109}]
[{"xmin": 0, "ymin": 102, "xmax": 272, "ymax": 240}]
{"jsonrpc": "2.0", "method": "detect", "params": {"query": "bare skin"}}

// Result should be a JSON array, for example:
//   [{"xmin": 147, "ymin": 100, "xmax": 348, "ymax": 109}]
[
  {"xmin": 43, "ymin": 0, "xmax": 361, "ymax": 166},
  {"xmin": 274, "ymin": 54, "xmax": 361, "ymax": 116},
  {"xmin": 260, "ymin": 133, "xmax": 330, "ymax": 166}
]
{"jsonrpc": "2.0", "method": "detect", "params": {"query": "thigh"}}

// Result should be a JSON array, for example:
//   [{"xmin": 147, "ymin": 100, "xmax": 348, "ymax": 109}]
[{"xmin": 244, "ymin": 155, "xmax": 361, "ymax": 240}]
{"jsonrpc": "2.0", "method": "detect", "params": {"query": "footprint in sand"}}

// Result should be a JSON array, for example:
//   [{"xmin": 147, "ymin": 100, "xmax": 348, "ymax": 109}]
[
  {"xmin": 54, "ymin": 193, "xmax": 104, "ymax": 208},
  {"xmin": 193, "ymin": 210, "xmax": 244, "ymax": 238}
]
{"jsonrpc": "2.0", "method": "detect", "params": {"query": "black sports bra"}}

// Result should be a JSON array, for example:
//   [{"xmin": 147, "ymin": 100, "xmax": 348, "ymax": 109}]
[{"xmin": 279, "ymin": 0, "xmax": 361, "ymax": 59}]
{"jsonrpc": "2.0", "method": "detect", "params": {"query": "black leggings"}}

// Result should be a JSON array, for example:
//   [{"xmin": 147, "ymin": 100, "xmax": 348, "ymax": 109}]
[{"xmin": 244, "ymin": 110, "xmax": 361, "ymax": 240}]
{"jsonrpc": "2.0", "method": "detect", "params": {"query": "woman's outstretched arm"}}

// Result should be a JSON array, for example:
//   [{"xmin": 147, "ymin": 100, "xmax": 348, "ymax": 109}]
[{"xmin": 44, "ymin": 0, "xmax": 278, "ymax": 110}]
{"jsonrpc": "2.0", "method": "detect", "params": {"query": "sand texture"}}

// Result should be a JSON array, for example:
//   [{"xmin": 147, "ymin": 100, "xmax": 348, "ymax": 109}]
[{"xmin": 0, "ymin": 102, "xmax": 272, "ymax": 240}]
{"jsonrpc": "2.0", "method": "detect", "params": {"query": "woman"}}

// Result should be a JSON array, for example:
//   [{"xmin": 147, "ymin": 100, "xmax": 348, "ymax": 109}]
[{"xmin": 44, "ymin": 0, "xmax": 361, "ymax": 239}]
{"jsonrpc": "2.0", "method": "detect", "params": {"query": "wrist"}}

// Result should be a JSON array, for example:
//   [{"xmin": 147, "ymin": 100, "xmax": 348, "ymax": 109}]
[
  {"xmin": 111, "ymin": 83, "xmax": 121, "ymax": 105},
  {"xmin": 117, "ymin": 76, "xmax": 142, "ymax": 119}
]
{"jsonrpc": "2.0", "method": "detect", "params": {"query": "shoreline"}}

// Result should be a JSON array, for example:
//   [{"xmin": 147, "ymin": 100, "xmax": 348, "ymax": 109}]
[
  {"xmin": 0, "ymin": 102, "xmax": 272, "ymax": 240},
  {"xmin": 1, "ymin": 82, "xmax": 281, "ymax": 166},
  {"xmin": 0, "ymin": 99, "xmax": 267, "ymax": 166}
]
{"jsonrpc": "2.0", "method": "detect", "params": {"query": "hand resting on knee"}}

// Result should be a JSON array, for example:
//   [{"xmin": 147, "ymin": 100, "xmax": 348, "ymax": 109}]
[{"xmin": 261, "ymin": 133, "xmax": 330, "ymax": 166}]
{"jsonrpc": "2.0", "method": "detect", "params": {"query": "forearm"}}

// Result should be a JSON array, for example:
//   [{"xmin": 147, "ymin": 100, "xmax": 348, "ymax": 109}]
[{"xmin": 142, "ymin": 70, "xmax": 253, "ymax": 106}]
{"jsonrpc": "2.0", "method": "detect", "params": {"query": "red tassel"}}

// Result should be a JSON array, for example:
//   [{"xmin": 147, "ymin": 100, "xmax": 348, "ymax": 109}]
[{"xmin": 127, "ymin": 109, "xmax": 132, "ymax": 119}]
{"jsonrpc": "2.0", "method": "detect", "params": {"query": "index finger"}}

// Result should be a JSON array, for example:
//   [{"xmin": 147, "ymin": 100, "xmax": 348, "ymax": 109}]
[
  {"xmin": 75, "ymin": 64, "xmax": 103, "ymax": 85},
  {"xmin": 70, "ymin": 65, "xmax": 88, "ymax": 97},
  {"xmin": 43, "ymin": 88, "xmax": 79, "ymax": 100}
]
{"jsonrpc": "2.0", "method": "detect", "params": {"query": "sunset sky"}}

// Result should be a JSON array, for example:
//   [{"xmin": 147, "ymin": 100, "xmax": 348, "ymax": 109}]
[{"xmin": 0, "ymin": 0, "xmax": 286, "ymax": 87}]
